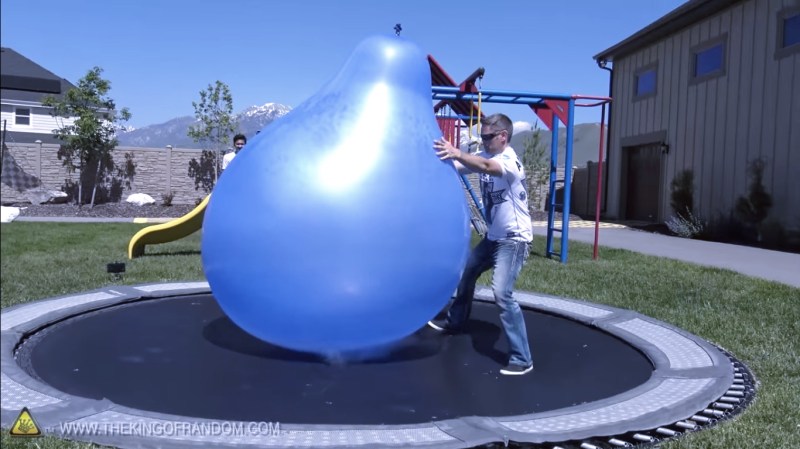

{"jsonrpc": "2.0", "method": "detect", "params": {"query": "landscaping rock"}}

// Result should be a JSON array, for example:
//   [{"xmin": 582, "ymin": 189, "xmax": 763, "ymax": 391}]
[
  {"xmin": 1, "ymin": 206, "xmax": 20, "ymax": 223},
  {"xmin": 126, "ymin": 193, "xmax": 156, "ymax": 206},
  {"xmin": 24, "ymin": 188, "xmax": 69, "ymax": 205}
]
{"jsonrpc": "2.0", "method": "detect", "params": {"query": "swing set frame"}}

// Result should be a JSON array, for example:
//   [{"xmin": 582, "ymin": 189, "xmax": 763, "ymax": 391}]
[{"xmin": 428, "ymin": 55, "xmax": 611, "ymax": 263}]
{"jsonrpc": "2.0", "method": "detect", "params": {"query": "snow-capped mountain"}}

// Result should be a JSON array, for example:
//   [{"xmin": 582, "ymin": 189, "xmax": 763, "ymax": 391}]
[
  {"xmin": 240, "ymin": 103, "xmax": 292, "ymax": 119},
  {"xmin": 236, "ymin": 103, "xmax": 292, "ymax": 137},
  {"xmin": 114, "ymin": 124, "xmax": 137, "ymax": 133},
  {"xmin": 116, "ymin": 103, "xmax": 292, "ymax": 148}
]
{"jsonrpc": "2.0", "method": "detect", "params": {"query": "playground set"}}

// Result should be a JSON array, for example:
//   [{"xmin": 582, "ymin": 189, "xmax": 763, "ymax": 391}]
[{"xmin": 128, "ymin": 56, "xmax": 612, "ymax": 264}]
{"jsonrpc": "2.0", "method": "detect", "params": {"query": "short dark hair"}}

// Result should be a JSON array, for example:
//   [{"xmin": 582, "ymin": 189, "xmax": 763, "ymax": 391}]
[
  {"xmin": 481, "ymin": 113, "xmax": 513, "ymax": 141},
  {"xmin": 233, "ymin": 134, "xmax": 247, "ymax": 144}
]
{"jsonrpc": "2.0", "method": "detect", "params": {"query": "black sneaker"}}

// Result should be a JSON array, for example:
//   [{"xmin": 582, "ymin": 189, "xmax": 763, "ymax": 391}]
[
  {"xmin": 500, "ymin": 364, "xmax": 534, "ymax": 376},
  {"xmin": 427, "ymin": 319, "xmax": 450, "ymax": 332},
  {"xmin": 427, "ymin": 319, "xmax": 463, "ymax": 334}
]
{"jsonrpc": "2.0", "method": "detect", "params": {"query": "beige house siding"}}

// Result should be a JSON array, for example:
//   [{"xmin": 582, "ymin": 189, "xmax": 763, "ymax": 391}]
[
  {"xmin": 606, "ymin": 0, "xmax": 799, "ymax": 230},
  {"xmin": 0, "ymin": 103, "xmax": 75, "ymax": 136}
]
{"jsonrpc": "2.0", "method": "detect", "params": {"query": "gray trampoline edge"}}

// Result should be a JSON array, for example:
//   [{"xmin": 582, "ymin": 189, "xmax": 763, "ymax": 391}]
[{"xmin": 1, "ymin": 282, "xmax": 749, "ymax": 448}]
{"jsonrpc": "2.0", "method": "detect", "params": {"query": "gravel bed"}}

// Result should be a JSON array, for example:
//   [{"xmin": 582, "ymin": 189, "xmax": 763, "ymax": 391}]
[
  {"xmin": 9, "ymin": 203, "xmax": 198, "ymax": 219},
  {"xmin": 7, "ymin": 202, "xmax": 575, "ymax": 222}
]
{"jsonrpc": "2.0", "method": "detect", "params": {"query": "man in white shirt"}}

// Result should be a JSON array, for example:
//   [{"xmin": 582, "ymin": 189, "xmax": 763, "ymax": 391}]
[
  {"xmin": 222, "ymin": 134, "xmax": 247, "ymax": 171},
  {"xmin": 429, "ymin": 113, "xmax": 534, "ymax": 376}
]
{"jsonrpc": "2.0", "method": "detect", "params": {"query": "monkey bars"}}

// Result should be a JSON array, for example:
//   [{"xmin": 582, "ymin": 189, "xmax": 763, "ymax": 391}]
[{"xmin": 430, "ymin": 84, "xmax": 611, "ymax": 263}]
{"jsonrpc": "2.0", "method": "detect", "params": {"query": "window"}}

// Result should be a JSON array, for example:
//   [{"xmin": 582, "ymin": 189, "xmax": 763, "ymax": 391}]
[
  {"xmin": 635, "ymin": 67, "xmax": 657, "ymax": 98},
  {"xmin": 14, "ymin": 107, "xmax": 31, "ymax": 126},
  {"xmin": 694, "ymin": 44, "xmax": 723, "ymax": 77},
  {"xmin": 776, "ymin": 8, "xmax": 800, "ymax": 58},
  {"xmin": 690, "ymin": 35, "xmax": 727, "ymax": 83},
  {"xmin": 633, "ymin": 63, "xmax": 658, "ymax": 99},
  {"xmin": 784, "ymin": 13, "xmax": 800, "ymax": 47}
]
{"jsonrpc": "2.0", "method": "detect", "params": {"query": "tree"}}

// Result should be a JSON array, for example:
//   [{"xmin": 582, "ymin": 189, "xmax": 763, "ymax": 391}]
[
  {"xmin": 43, "ymin": 66, "xmax": 132, "ymax": 206},
  {"xmin": 521, "ymin": 122, "xmax": 549, "ymax": 211},
  {"xmin": 735, "ymin": 157, "xmax": 773, "ymax": 240},
  {"xmin": 187, "ymin": 81, "xmax": 237, "ymax": 192}
]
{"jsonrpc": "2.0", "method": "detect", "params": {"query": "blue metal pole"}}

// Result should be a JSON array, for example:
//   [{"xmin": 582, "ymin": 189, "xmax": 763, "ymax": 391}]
[
  {"xmin": 433, "ymin": 95, "xmax": 548, "ymax": 106},
  {"xmin": 560, "ymin": 99, "xmax": 576, "ymax": 264},
  {"xmin": 436, "ymin": 114, "xmax": 480, "ymax": 121},
  {"xmin": 431, "ymin": 86, "xmax": 573, "ymax": 101},
  {"xmin": 546, "ymin": 117, "xmax": 559, "ymax": 259},
  {"xmin": 460, "ymin": 174, "xmax": 485, "ymax": 219}
]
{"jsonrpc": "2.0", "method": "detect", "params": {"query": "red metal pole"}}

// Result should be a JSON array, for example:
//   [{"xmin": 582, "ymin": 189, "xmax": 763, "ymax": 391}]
[{"xmin": 593, "ymin": 103, "xmax": 607, "ymax": 260}]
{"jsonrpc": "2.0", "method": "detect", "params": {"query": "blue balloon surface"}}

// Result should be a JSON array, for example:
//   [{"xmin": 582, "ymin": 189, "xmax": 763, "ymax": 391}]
[{"xmin": 201, "ymin": 35, "xmax": 471, "ymax": 355}]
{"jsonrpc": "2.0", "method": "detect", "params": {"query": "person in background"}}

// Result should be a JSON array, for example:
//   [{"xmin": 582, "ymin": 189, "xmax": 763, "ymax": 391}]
[{"xmin": 222, "ymin": 134, "xmax": 247, "ymax": 170}]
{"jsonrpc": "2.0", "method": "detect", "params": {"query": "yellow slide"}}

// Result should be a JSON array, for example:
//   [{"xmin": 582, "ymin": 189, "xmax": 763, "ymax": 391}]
[{"xmin": 127, "ymin": 195, "xmax": 210, "ymax": 259}]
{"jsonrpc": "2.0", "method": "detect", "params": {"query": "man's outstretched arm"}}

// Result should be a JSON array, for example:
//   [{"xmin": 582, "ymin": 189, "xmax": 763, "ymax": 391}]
[{"xmin": 433, "ymin": 137, "xmax": 503, "ymax": 177}]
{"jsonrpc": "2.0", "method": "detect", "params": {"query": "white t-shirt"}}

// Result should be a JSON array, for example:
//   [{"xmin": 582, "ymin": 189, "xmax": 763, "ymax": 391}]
[
  {"xmin": 222, "ymin": 151, "xmax": 236, "ymax": 170},
  {"xmin": 476, "ymin": 146, "xmax": 533, "ymax": 242}
]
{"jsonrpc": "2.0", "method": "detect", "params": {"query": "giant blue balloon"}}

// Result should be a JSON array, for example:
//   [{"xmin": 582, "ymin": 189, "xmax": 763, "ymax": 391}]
[{"xmin": 201, "ymin": 35, "xmax": 471, "ymax": 356}]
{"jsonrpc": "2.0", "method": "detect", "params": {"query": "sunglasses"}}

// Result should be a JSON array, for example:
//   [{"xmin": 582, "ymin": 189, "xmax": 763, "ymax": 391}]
[{"xmin": 480, "ymin": 131, "xmax": 504, "ymax": 141}]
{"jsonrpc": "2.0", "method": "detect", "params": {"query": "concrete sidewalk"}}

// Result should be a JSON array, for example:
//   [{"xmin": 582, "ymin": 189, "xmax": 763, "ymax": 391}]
[{"xmin": 534, "ymin": 224, "xmax": 800, "ymax": 288}]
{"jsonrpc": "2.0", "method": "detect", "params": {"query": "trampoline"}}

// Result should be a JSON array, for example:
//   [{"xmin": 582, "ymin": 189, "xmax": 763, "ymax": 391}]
[{"xmin": 1, "ymin": 282, "xmax": 755, "ymax": 448}]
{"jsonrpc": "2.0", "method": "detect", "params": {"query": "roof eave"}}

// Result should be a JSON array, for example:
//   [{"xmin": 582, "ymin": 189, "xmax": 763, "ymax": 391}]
[{"xmin": 594, "ymin": 0, "xmax": 742, "ymax": 63}]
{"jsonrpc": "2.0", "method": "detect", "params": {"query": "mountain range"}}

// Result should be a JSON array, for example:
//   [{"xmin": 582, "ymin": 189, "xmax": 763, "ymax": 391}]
[
  {"xmin": 117, "ymin": 103, "xmax": 606, "ymax": 167},
  {"xmin": 116, "ymin": 103, "xmax": 292, "ymax": 148}
]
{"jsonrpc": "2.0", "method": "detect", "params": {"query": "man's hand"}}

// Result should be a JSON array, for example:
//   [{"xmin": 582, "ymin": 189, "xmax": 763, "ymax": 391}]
[
  {"xmin": 434, "ymin": 137, "xmax": 461, "ymax": 161},
  {"xmin": 433, "ymin": 136, "xmax": 502, "ymax": 176}
]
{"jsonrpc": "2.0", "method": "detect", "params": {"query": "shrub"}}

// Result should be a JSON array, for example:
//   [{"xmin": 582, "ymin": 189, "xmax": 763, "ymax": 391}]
[
  {"xmin": 760, "ymin": 220, "xmax": 786, "ymax": 250},
  {"xmin": 670, "ymin": 169, "xmax": 694, "ymax": 216},
  {"xmin": 161, "ymin": 191, "xmax": 174, "ymax": 207},
  {"xmin": 735, "ymin": 158, "xmax": 772, "ymax": 240},
  {"xmin": 666, "ymin": 208, "xmax": 705, "ymax": 239}
]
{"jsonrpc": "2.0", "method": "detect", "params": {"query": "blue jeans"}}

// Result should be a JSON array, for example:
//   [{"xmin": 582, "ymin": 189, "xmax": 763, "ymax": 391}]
[{"xmin": 446, "ymin": 238, "xmax": 533, "ymax": 367}]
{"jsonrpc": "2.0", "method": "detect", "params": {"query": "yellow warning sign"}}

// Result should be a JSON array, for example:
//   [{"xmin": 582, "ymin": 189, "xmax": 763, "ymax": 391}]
[{"xmin": 9, "ymin": 407, "xmax": 42, "ymax": 437}]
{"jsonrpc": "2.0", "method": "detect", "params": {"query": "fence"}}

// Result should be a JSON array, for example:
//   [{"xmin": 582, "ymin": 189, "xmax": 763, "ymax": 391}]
[
  {"xmin": 1, "ymin": 143, "xmax": 213, "ymax": 205},
  {"xmin": 1, "ymin": 142, "xmax": 606, "ymax": 216},
  {"xmin": 571, "ymin": 161, "xmax": 607, "ymax": 218}
]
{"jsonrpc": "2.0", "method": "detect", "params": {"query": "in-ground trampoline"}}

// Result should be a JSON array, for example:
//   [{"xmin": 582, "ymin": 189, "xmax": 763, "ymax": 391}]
[{"xmin": 1, "ymin": 282, "xmax": 755, "ymax": 448}]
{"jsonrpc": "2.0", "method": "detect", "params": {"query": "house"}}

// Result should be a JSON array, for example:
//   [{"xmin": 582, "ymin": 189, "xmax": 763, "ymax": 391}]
[
  {"xmin": 594, "ymin": 0, "xmax": 799, "ymax": 232},
  {"xmin": 0, "ymin": 47, "xmax": 76, "ymax": 144}
]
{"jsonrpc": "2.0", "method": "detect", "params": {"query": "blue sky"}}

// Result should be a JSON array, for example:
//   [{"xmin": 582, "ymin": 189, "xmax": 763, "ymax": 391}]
[{"xmin": 2, "ymin": 0, "xmax": 685, "ymax": 129}]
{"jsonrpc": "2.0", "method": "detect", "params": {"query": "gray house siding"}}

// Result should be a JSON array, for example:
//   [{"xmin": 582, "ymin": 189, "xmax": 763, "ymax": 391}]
[{"xmin": 605, "ymin": 0, "xmax": 799, "ymax": 230}]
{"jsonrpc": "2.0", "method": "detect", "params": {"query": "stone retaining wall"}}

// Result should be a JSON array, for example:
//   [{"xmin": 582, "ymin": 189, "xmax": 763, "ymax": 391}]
[
  {"xmin": 1, "ymin": 142, "xmax": 604, "ymax": 215},
  {"xmin": 1, "ymin": 143, "xmax": 212, "ymax": 205}
]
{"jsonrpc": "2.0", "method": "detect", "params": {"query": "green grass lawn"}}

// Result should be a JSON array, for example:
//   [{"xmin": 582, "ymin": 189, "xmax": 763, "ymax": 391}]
[{"xmin": 1, "ymin": 222, "xmax": 798, "ymax": 449}]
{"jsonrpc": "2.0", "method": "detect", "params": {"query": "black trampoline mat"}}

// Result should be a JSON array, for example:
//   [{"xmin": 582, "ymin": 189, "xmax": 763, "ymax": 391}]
[{"xmin": 17, "ymin": 294, "xmax": 653, "ymax": 425}]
